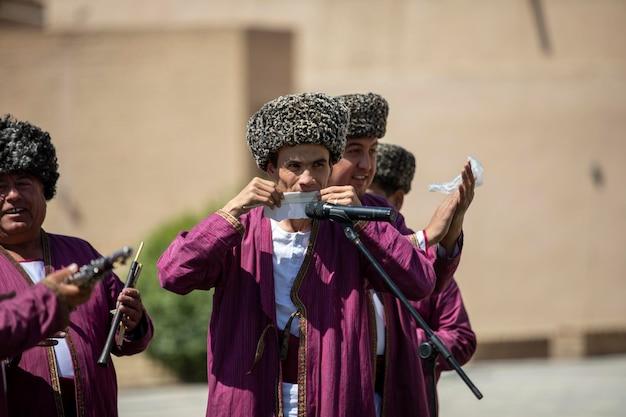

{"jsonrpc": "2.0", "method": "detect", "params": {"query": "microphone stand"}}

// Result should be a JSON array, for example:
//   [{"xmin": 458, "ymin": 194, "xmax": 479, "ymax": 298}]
[{"xmin": 334, "ymin": 212, "xmax": 483, "ymax": 406}]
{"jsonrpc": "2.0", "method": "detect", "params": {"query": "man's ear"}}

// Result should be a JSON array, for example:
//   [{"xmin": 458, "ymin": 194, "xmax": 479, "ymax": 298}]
[{"xmin": 266, "ymin": 162, "xmax": 277, "ymax": 177}]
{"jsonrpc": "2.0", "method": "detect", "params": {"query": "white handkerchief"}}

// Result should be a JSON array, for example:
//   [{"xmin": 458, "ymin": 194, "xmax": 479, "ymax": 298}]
[
  {"xmin": 428, "ymin": 156, "xmax": 484, "ymax": 194},
  {"xmin": 264, "ymin": 191, "xmax": 320, "ymax": 221}
]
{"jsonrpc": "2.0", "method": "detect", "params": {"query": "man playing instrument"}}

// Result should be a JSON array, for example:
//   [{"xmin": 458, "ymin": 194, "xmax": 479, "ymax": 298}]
[{"xmin": 0, "ymin": 115, "xmax": 153, "ymax": 417}]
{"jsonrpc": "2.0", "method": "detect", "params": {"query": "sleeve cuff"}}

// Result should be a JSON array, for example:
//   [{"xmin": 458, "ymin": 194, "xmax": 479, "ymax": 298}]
[
  {"xmin": 215, "ymin": 209, "xmax": 245, "ymax": 236},
  {"xmin": 436, "ymin": 241, "xmax": 461, "ymax": 259},
  {"xmin": 415, "ymin": 230, "xmax": 427, "ymax": 251}
]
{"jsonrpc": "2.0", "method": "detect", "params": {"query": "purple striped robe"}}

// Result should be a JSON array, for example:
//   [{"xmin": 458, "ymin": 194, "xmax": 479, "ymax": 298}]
[
  {"xmin": 1, "ymin": 284, "xmax": 68, "ymax": 360},
  {"xmin": 1, "ymin": 284, "xmax": 68, "ymax": 417},
  {"xmin": 157, "ymin": 208, "xmax": 436, "ymax": 417},
  {"xmin": 361, "ymin": 193, "xmax": 473, "ymax": 417},
  {"xmin": 415, "ymin": 279, "xmax": 477, "ymax": 416}
]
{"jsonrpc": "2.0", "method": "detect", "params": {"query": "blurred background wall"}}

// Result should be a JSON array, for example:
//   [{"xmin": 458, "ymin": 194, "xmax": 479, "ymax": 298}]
[{"xmin": 2, "ymin": 0, "xmax": 625, "ymax": 382}]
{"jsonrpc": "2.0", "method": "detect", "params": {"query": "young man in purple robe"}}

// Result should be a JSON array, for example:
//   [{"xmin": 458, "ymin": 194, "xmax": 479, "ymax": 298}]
[
  {"xmin": 369, "ymin": 142, "xmax": 476, "ymax": 417},
  {"xmin": 157, "ymin": 92, "xmax": 437, "ymax": 417},
  {"xmin": 0, "ymin": 115, "xmax": 154, "ymax": 417},
  {"xmin": 329, "ymin": 93, "xmax": 475, "ymax": 416}
]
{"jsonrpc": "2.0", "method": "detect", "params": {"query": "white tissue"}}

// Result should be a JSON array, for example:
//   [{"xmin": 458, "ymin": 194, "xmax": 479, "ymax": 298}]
[
  {"xmin": 428, "ymin": 156, "xmax": 484, "ymax": 194},
  {"xmin": 263, "ymin": 191, "xmax": 320, "ymax": 221}
]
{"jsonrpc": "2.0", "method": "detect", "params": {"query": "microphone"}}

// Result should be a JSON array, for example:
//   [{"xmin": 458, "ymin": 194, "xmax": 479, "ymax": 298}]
[{"xmin": 305, "ymin": 202, "xmax": 396, "ymax": 223}]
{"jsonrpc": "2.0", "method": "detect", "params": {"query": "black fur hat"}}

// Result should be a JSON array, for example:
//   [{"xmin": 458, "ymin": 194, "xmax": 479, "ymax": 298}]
[
  {"xmin": 336, "ymin": 93, "xmax": 389, "ymax": 139},
  {"xmin": 246, "ymin": 93, "xmax": 349, "ymax": 170},
  {"xmin": 373, "ymin": 143, "xmax": 416, "ymax": 194},
  {"xmin": 0, "ymin": 115, "xmax": 59, "ymax": 200}
]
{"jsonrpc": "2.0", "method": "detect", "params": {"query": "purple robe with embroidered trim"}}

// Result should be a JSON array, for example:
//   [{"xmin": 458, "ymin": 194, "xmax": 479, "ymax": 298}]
[
  {"xmin": 361, "ymin": 193, "xmax": 471, "ymax": 417},
  {"xmin": 0, "ymin": 233, "xmax": 154, "ymax": 417},
  {"xmin": 157, "ymin": 207, "xmax": 436, "ymax": 417}
]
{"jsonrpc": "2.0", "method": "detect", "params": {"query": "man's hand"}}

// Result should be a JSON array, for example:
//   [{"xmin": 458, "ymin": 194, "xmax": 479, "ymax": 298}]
[
  {"xmin": 43, "ymin": 264, "xmax": 92, "ymax": 309},
  {"xmin": 320, "ymin": 186, "xmax": 361, "ymax": 206},
  {"xmin": 440, "ymin": 161, "xmax": 476, "ymax": 252},
  {"xmin": 221, "ymin": 177, "xmax": 284, "ymax": 218},
  {"xmin": 423, "ymin": 193, "xmax": 459, "ymax": 247},
  {"xmin": 116, "ymin": 288, "xmax": 145, "ymax": 333}
]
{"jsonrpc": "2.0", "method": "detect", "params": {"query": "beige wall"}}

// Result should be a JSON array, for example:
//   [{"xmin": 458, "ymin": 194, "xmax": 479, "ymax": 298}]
[
  {"xmin": 0, "ymin": 27, "xmax": 251, "ymax": 251},
  {"xmin": 2, "ymin": 0, "xmax": 626, "ymax": 355},
  {"xmin": 293, "ymin": 1, "xmax": 626, "ymax": 349}
]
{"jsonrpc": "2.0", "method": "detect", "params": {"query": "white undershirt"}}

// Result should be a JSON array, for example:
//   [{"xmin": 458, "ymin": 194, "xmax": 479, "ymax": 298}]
[
  {"xmin": 271, "ymin": 219, "xmax": 310, "ymax": 337},
  {"xmin": 20, "ymin": 261, "xmax": 75, "ymax": 378},
  {"xmin": 271, "ymin": 219, "xmax": 310, "ymax": 416}
]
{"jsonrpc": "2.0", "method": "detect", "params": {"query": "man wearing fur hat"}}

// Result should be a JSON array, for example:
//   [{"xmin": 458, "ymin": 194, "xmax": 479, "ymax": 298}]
[
  {"xmin": 157, "ymin": 92, "xmax": 437, "ymax": 417},
  {"xmin": 329, "ymin": 93, "xmax": 475, "ymax": 416},
  {"xmin": 0, "ymin": 115, "xmax": 153, "ymax": 417},
  {"xmin": 369, "ymin": 143, "xmax": 476, "ymax": 417}
]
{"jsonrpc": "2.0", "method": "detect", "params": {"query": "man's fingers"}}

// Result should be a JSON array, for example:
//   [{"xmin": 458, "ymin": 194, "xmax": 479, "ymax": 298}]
[
  {"xmin": 461, "ymin": 169, "xmax": 470, "ymax": 188},
  {"xmin": 459, "ymin": 184, "xmax": 466, "ymax": 204},
  {"xmin": 255, "ymin": 181, "xmax": 278, "ymax": 195},
  {"xmin": 466, "ymin": 163, "xmax": 475, "ymax": 188},
  {"xmin": 118, "ymin": 305, "xmax": 142, "ymax": 323},
  {"xmin": 321, "ymin": 192, "xmax": 356, "ymax": 206},
  {"xmin": 320, "ymin": 186, "xmax": 338, "ymax": 195},
  {"xmin": 247, "ymin": 189, "xmax": 276, "ymax": 208},
  {"xmin": 270, "ymin": 190, "xmax": 283, "ymax": 207},
  {"xmin": 45, "ymin": 264, "xmax": 78, "ymax": 284},
  {"xmin": 253, "ymin": 177, "xmax": 278, "ymax": 189},
  {"xmin": 119, "ymin": 304, "xmax": 143, "ymax": 331},
  {"xmin": 118, "ymin": 294, "xmax": 141, "ymax": 307},
  {"xmin": 121, "ymin": 288, "xmax": 140, "ymax": 298},
  {"xmin": 320, "ymin": 186, "xmax": 352, "ymax": 196},
  {"xmin": 118, "ymin": 303, "xmax": 140, "ymax": 315}
]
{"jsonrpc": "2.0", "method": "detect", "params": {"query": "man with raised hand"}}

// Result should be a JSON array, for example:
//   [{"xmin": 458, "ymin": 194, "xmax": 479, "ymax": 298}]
[
  {"xmin": 370, "ymin": 143, "xmax": 476, "ymax": 417},
  {"xmin": 157, "ymin": 92, "xmax": 437, "ymax": 417},
  {"xmin": 329, "ymin": 93, "xmax": 475, "ymax": 416}
]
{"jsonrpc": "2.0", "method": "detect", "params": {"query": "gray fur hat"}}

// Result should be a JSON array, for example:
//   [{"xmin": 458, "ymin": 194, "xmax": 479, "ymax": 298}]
[
  {"xmin": 246, "ymin": 93, "xmax": 349, "ymax": 170},
  {"xmin": 0, "ymin": 115, "xmax": 59, "ymax": 200},
  {"xmin": 336, "ymin": 93, "xmax": 389, "ymax": 139},
  {"xmin": 373, "ymin": 143, "xmax": 416, "ymax": 194}
]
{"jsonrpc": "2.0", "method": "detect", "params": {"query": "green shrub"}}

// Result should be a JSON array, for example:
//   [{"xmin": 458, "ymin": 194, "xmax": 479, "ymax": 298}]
[{"xmin": 136, "ymin": 205, "xmax": 221, "ymax": 382}]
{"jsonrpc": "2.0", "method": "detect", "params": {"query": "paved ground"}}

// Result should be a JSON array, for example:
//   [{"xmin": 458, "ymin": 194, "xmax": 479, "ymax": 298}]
[
  {"xmin": 437, "ymin": 355, "xmax": 626, "ymax": 417},
  {"xmin": 119, "ymin": 355, "xmax": 626, "ymax": 416}
]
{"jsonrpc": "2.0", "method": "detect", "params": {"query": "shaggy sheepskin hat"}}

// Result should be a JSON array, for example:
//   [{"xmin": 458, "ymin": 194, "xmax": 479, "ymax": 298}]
[
  {"xmin": 373, "ymin": 143, "xmax": 416, "ymax": 194},
  {"xmin": 336, "ymin": 93, "xmax": 389, "ymax": 139},
  {"xmin": 0, "ymin": 114, "xmax": 59, "ymax": 200},
  {"xmin": 246, "ymin": 93, "xmax": 350, "ymax": 170}
]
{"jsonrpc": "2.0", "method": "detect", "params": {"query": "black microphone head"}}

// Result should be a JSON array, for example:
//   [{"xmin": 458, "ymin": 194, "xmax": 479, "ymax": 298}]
[{"xmin": 305, "ymin": 201, "xmax": 324, "ymax": 219}]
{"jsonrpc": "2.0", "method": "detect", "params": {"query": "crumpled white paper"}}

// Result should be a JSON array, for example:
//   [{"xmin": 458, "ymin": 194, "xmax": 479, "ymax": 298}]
[
  {"xmin": 264, "ymin": 191, "xmax": 320, "ymax": 221},
  {"xmin": 428, "ymin": 156, "xmax": 484, "ymax": 194}
]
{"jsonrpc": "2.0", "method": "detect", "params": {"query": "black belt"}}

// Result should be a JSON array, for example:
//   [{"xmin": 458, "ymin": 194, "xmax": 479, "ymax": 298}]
[
  {"xmin": 280, "ymin": 333, "xmax": 300, "ymax": 384},
  {"xmin": 375, "ymin": 355, "xmax": 385, "ymax": 395},
  {"xmin": 59, "ymin": 377, "xmax": 77, "ymax": 417}
]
